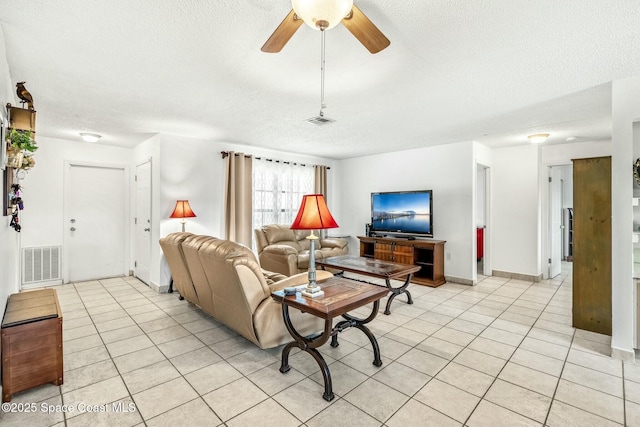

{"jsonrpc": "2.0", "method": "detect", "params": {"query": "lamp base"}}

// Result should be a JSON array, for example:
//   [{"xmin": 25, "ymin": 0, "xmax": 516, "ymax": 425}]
[{"xmin": 301, "ymin": 287, "xmax": 324, "ymax": 298}]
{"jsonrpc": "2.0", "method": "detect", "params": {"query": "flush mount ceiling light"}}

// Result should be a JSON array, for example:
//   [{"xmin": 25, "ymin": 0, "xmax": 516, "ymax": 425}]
[
  {"xmin": 528, "ymin": 133, "xmax": 550, "ymax": 144},
  {"xmin": 79, "ymin": 132, "xmax": 101, "ymax": 143}
]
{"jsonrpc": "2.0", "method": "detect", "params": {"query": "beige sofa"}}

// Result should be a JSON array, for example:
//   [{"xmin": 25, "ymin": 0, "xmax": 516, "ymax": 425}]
[
  {"xmin": 255, "ymin": 224, "xmax": 349, "ymax": 277},
  {"xmin": 159, "ymin": 232, "xmax": 331, "ymax": 349}
]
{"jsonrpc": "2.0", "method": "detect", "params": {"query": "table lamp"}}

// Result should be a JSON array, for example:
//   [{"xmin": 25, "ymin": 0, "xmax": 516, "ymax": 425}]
[
  {"xmin": 290, "ymin": 194, "xmax": 339, "ymax": 297},
  {"xmin": 169, "ymin": 200, "xmax": 196, "ymax": 232}
]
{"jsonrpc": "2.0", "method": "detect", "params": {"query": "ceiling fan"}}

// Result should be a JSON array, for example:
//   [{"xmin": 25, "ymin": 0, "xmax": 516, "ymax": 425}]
[{"xmin": 262, "ymin": 0, "xmax": 390, "ymax": 54}]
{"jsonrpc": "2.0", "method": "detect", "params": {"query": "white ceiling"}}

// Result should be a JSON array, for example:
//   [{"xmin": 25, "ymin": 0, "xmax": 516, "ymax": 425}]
[{"xmin": 1, "ymin": 0, "xmax": 639, "ymax": 159}]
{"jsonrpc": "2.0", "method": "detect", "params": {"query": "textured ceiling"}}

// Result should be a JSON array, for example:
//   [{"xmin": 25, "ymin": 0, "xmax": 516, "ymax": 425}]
[{"xmin": 1, "ymin": 0, "xmax": 639, "ymax": 159}]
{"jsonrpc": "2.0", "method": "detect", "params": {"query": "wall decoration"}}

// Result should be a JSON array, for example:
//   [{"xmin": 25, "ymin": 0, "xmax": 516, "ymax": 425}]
[
  {"xmin": 0, "ymin": 115, "xmax": 6, "ymax": 171},
  {"xmin": 3, "ymin": 167, "xmax": 12, "ymax": 216}
]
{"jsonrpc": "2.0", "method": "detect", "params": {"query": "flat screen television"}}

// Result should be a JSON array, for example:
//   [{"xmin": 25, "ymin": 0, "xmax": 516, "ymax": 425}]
[{"xmin": 371, "ymin": 190, "xmax": 433, "ymax": 237}]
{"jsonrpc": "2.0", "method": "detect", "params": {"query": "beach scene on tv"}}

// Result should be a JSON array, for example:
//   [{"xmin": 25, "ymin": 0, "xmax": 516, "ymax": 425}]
[{"xmin": 372, "ymin": 191, "xmax": 432, "ymax": 234}]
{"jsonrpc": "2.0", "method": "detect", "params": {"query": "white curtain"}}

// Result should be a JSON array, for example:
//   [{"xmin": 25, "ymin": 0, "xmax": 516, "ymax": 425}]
[{"xmin": 252, "ymin": 161, "xmax": 314, "ymax": 247}]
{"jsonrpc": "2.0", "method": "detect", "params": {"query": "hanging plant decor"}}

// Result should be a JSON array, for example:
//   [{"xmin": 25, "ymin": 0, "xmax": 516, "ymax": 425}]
[{"xmin": 5, "ymin": 129, "xmax": 37, "ymax": 170}]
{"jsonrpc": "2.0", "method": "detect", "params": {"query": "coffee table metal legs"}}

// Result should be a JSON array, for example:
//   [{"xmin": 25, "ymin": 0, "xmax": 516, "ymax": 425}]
[
  {"xmin": 279, "ymin": 301, "xmax": 382, "ymax": 402},
  {"xmin": 383, "ymin": 274, "xmax": 414, "ymax": 315}
]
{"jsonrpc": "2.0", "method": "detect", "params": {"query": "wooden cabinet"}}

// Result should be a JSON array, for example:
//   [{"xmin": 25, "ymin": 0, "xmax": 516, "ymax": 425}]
[
  {"xmin": 572, "ymin": 156, "xmax": 611, "ymax": 335},
  {"xmin": 359, "ymin": 236, "xmax": 446, "ymax": 287}
]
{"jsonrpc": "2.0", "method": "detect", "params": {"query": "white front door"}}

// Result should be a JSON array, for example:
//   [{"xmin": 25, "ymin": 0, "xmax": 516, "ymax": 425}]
[
  {"xmin": 65, "ymin": 162, "xmax": 128, "ymax": 282},
  {"xmin": 135, "ymin": 160, "xmax": 152, "ymax": 284},
  {"xmin": 549, "ymin": 167, "xmax": 562, "ymax": 278}
]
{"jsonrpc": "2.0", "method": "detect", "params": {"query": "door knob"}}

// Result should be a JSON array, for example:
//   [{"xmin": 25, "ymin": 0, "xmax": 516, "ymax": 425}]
[{"xmin": 70, "ymin": 227, "xmax": 76, "ymax": 231}]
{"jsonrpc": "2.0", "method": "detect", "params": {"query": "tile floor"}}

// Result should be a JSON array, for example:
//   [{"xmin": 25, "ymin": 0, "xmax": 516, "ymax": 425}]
[{"xmin": 1, "ymin": 263, "xmax": 639, "ymax": 426}]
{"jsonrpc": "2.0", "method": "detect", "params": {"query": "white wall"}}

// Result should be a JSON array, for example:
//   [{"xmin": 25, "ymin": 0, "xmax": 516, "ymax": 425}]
[
  {"xmin": 0, "ymin": 28, "xmax": 20, "ymax": 312},
  {"xmin": 539, "ymin": 140, "xmax": 611, "ymax": 277},
  {"xmin": 337, "ymin": 141, "xmax": 475, "ymax": 283},
  {"xmin": 611, "ymin": 76, "xmax": 640, "ymax": 360},
  {"xmin": 492, "ymin": 144, "xmax": 541, "ymax": 278},
  {"xmin": 19, "ymin": 136, "xmax": 134, "ymax": 283},
  {"xmin": 138, "ymin": 135, "xmax": 338, "ymax": 289}
]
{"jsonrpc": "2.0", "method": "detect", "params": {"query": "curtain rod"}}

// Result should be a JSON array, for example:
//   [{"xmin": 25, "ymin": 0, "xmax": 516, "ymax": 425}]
[{"xmin": 220, "ymin": 151, "xmax": 330, "ymax": 170}]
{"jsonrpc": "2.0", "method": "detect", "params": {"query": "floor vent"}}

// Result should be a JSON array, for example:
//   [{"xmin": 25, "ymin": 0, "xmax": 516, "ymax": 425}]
[{"xmin": 22, "ymin": 246, "xmax": 62, "ymax": 285}]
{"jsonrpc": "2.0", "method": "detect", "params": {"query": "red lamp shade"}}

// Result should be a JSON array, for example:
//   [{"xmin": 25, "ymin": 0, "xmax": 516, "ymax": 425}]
[
  {"xmin": 169, "ymin": 200, "xmax": 196, "ymax": 219},
  {"xmin": 291, "ymin": 194, "xmax": 338, "ymax": 230}
]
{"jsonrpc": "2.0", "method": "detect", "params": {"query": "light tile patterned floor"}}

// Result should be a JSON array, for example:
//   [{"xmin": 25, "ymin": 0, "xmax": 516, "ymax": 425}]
[{"xmin": 1, "ymin": 263, "xmax": 639, "ymax": 426}]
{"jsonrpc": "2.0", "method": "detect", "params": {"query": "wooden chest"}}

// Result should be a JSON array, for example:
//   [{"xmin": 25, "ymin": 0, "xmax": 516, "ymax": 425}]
[{"xmin": 1, "ymin": 288, "xmax": 63, "ymax": 402}]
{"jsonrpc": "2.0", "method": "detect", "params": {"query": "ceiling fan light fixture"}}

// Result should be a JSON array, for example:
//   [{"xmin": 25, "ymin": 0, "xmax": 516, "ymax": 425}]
[
  {"xmin": 527, "ymin": 133, "xmax": 549, "ymax": 144},
  {"xmin": 291, "ymin": 0, "xmax": 353, "ymax": 30}
]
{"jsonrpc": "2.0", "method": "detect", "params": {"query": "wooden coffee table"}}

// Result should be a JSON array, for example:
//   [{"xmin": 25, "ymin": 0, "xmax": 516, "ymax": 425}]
[
  {"xmin": 316, "ymin": 256, "xmax": 421, "ymax": 315},
  {"xmin": 271, "ymin": 277, "xmax": 388, "ymax": 401}
]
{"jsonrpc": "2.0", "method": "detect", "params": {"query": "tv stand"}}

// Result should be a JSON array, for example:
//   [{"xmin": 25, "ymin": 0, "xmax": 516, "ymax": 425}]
[{"xmin": 358, "ymin": 236, "xmax": 446, "ymax": 287}]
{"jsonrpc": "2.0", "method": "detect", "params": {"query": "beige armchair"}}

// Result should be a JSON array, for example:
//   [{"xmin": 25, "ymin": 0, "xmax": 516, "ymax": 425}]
[
  {"xmin": 160, "ymin": 232, "xmax": 332, "ymax": 349},
  {"xmin": 255, "ymin": 224, "xmax": 349, "ymax": 277}
]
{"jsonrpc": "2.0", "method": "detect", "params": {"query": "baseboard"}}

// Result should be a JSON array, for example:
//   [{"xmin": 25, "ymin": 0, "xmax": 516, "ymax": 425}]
[
  {"xmin": 611, "ymin": 346, "xmax": 636, "ymax": 363},
  {"xmin": 492, "ymin": 270, "xmax": 542, "ymax": 282},
  {"xmin": 21, "ymin": 279, "xmax": 64, "ymax": 290},
  {"xmin": 149, "ymin": 280, "xmax": 169, "ymax": 294},
  {"xmin": 445, "ymin": 276, "xmax": 474, "ymax": 286}
]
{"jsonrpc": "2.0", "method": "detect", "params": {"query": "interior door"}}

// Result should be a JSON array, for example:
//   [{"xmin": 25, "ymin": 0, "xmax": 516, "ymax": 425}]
[
  {"xmin": 549, "ymin": 166, "xmax": 562, "ymax": 278},
  {"xmin": 135, "ymin": 161, "xmax": 151, "ymax": 284},
  {"xmin": 65, "ymin": 163, "xmax": 127, "ymax": 282}
]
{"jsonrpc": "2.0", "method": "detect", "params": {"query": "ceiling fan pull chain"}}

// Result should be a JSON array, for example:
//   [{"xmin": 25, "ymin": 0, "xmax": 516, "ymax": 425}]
[{"xmin": 319, "ymin": 28, "xmax": 326, "ymax": 117}]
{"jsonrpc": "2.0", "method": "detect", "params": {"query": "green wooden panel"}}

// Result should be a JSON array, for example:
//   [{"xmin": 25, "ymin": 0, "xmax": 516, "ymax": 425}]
[{"xmin": 572, "ymin": 156, "xmax": 612, "ymax": 335}]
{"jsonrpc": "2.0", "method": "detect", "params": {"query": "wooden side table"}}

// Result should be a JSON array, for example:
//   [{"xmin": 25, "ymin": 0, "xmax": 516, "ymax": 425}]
[
  {"xmin": 272, "ymin": 277, "xmax": 388, "ymax": 401},
  {"xmin": 1, "ymin": 288, "xmax": 63, "ymax": 402}
]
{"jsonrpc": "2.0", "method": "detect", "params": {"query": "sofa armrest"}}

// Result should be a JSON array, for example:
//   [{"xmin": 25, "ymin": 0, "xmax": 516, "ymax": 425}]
[
  {"xmin": 269, "ymin": 270, "xmax": 333, "ymax": 292},
  {"xmin": 320, "ymin": 237, "xmax": 348, "ymax": 250},
  {"xmin": 259, "ymin": 246, "xmax": 300, "ymax": 277},
  {"xmin": 262, "ymin": 244, "xmax": 300, "ymax": 255}
]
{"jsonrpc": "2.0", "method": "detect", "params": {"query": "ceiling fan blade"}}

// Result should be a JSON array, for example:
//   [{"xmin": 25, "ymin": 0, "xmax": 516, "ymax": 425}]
[
  {"xmin": 342, "ymin": 4, "xmax": 390, "ymax": 54},
  {"xmin": 261, "ymin": 9, "xmax": 303, "ymax": 53}
]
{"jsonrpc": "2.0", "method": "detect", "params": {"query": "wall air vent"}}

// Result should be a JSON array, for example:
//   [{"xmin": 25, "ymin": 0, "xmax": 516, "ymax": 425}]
[{"xmin": 22, "ymin": 245, "xmax": 62, "ymax": 287}]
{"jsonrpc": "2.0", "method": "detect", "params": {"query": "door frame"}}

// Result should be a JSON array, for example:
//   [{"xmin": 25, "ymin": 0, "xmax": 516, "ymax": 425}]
[
  {"xmin": 134, "ymin": 158, "xmax": 152, "ymax": 284},
  {"xmin": 474, "ymin": 162, "xmax": 491, "ymax": 282},
  {"xmin": 62, "ymin": 160, "xmax": 130, "ymax": 283},
  {"xmin": 548, "ymin": 166, "xmax": 563, "ymax": 278},
  {"xmin": 541, "ymin": 161, "xmax": 571, "ymax": 280}
]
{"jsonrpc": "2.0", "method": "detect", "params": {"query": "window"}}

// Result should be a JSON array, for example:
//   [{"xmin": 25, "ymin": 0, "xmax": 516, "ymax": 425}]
[{"xmin": 252, "ymin": 160, "xmax": 314, "ymax": 248}]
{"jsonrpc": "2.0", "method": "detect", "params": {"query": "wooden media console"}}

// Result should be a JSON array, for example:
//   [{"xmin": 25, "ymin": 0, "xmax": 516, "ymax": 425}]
[{"xmin": 358, "ymin": 236, "xmax": 446, "ymax": 287}]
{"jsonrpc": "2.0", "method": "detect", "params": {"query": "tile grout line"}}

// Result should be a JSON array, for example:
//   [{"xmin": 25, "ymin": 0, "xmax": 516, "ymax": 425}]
[{"xmin": 45, "ymin": 266, "xmax": 624, "ymax": 427}]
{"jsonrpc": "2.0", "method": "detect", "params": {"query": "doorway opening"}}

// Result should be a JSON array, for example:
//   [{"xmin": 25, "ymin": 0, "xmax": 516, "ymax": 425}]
[
  {"xmin": 476, "ymin": 164, "xmax": 490, "ymax": 278},
  {"xmin": 548, "ymin": 164, "xmax": 573, "ymax": 279}
]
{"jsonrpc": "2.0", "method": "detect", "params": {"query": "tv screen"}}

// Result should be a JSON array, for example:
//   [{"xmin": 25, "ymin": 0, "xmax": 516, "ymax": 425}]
[{"xmin": 371, "ymin": 190, "xmax": 433, "ymax": 237}]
